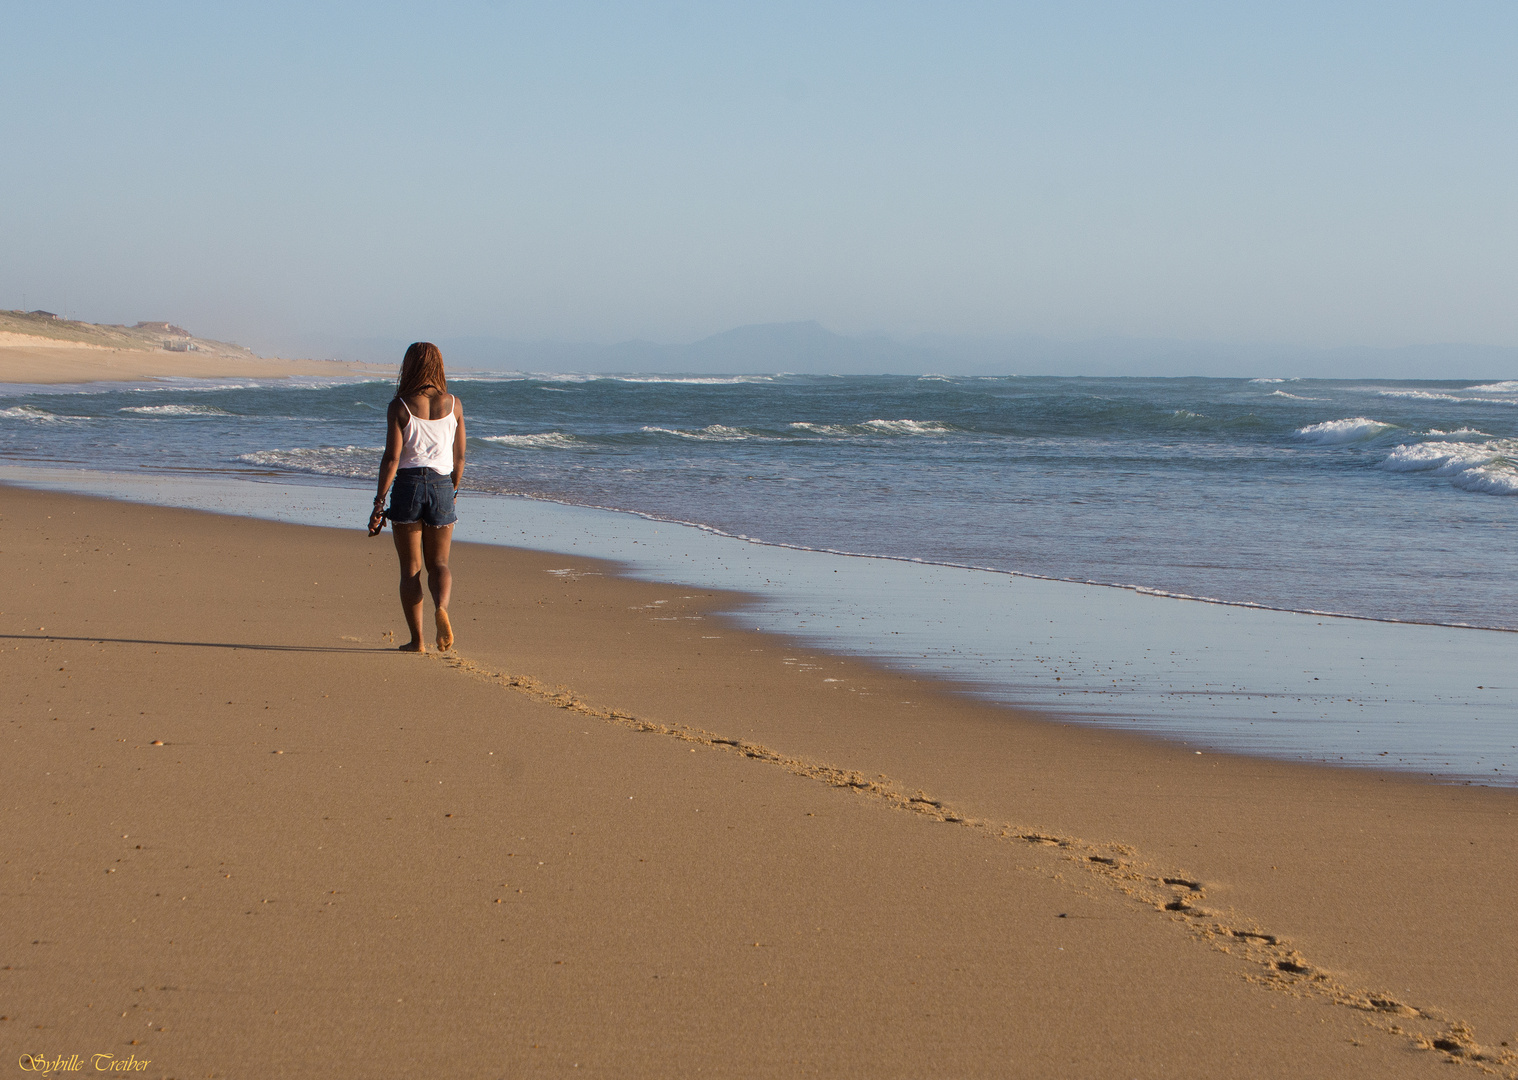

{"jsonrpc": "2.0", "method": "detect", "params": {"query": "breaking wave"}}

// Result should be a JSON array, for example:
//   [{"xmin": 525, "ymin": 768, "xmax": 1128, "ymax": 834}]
[
  {"xmin": 119, "ymin": 404, "xmax": 232, "ymax": 416},
  {"xmin": 1293, "ymin": 417, "xmax": 1396, "ymax": 444},
  {"xmin": 607, "ymin": 375, "xmax": 777, "ymax": 385},
  {"xmin": 637, "ymin": 419, "xmax": 956, "ymax": 441},
  {"xmin": 641, "ymin": 424, "xmax": 772, "ymax": 442},
  {"xmin": 0, "ymin": 405, "xmax": 85, "ymax": 423},
  {"xmin": 789, "ymin": 419, "xmax": 954, "ymax": 437},
  {"xmin": 1378, "ymin": 389, "xmax": 1518, "ymax": 406},
  {"xmin": 1381, "ymin": 437, "xmax": 1518, "ymax": 495},
  {"xmin": 235, "ymin": 446, "xmax": 382, "ymax": 478},
  {"xmin": 481, "ymin": 432, "xmax": 581, "ymax": 449}
]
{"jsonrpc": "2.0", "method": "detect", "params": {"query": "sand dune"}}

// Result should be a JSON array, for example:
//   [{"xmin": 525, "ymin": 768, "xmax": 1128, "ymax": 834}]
[
  {"xmin": 0, "ymin": 345, "xmax": 381, "ymax": 384},
  {"xmin": 0, "ymin": 312, "xmax": 384, "ymax": 383},
  {"xmin": 0, "ymin": 332, "xmax": 115, "ymax": 350}
]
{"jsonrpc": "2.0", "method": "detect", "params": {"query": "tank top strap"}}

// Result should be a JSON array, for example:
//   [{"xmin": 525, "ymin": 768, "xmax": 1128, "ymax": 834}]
[{"xmin": 399, "ymin": 394, "xmax": 453, "ymax": 420}]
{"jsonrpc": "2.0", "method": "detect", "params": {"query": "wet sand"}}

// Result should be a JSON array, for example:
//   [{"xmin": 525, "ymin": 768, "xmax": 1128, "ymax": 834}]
[
  {"xmin": 3, "ymin": 486, "xmax": 1515, "ymax": 1078},
  {"xmin": 0, "ymin": 341, "xmax": 380, "ymax": 383}
]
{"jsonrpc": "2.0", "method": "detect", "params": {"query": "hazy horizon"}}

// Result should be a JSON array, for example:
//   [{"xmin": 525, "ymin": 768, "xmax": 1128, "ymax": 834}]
[
  {"xmin": 305, "ymin": 320, "xmax": 1518, "ymax": 380},
  {"xmin": 5, "ymin": 3, "xmax": 1518, "ymax": 375}
]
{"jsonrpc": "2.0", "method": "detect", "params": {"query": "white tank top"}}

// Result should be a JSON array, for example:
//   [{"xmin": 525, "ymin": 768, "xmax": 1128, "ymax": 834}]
[{"xmin": 396, "ymin": 397, "xmax": 457, "ymax": 474}]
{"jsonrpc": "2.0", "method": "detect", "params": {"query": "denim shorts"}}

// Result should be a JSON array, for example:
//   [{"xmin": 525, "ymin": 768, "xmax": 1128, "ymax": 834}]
[{"xmin": 387, "ymin": 468, "xmax": 458, "ymax": 528}]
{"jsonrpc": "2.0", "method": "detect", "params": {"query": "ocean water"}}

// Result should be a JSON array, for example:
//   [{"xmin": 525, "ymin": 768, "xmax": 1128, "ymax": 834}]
[
  {"xmin": 2, "ymin": 373, "xmax": 1515, "ymax": 782},
  {"xmin": 3, "ymin": 373, "xmax": 1515, "ymax": 627}
]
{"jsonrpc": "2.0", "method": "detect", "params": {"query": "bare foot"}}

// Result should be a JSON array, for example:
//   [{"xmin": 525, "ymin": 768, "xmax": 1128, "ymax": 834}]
[
  {"xmin": 398, "ymin": 641, "xmax": 427, "ymax": 653},
  {"xmin": 435, "ymin": 608, "xmax": 454, "ymax": 651}
]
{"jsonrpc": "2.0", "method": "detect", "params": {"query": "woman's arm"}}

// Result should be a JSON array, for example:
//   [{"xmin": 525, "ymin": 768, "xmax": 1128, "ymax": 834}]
[
  {"xmin": 451, "ymin": 396, "xmax": 466, "ymax": 492},
  {"xmin": 370, "ymin": 400, "xmax": 406, "ymax": 532}
]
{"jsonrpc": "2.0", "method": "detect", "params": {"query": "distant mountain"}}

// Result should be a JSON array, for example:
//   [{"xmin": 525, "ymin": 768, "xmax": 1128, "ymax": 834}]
[
  {"xmin": 678, "ymin": 321, "xmax": 936, "ymax": 374},
  {"xmin": 298, "ymin": 321, "xmax": 1518, "ymax": 379},
  {"xmin": 423, "ymin": 321, "xmax": 937, "ymax": 376}
]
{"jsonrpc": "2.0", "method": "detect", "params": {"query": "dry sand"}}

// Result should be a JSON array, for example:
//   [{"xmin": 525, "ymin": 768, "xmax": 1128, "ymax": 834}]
[
  {"xmin": 0, "ymin": 340, "xmax": 380, "ymax": 384},
  {"xmin": 3, "ymin": 487, "xmax": 1515, "ymax": 1078}
]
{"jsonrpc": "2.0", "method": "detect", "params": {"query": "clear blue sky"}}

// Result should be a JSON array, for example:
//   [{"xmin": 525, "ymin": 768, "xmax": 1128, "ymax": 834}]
[{"xmin": 4, "ymin": 2, "xmax": 1516, "ymax": 356}]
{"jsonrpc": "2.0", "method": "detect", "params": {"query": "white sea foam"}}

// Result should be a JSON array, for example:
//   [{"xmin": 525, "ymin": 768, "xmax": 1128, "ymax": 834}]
[
  {"xmin": 119, "ymin": 404, "xmax": 231, "ymax": 416},
  {"xmin": 1467, "ymin": 380, "xmax": 1518, "ymax": 393},
  {"xmin": 861, "ymin": 419, "xmax": 952, "ymax": 435},
  {"xmin": 476, "ymin": 373, "xmax": 779, "ymax": 386},
  {"xmin": 1293, "ymin": 417, "xmax": 1395, "ymax": 443},
  {"xmin": 611, "ymin": 375, "xmax": 777, "ymax": 385},
  {"xmin": 282, "ymin": 377, "xmax": 391, "ymax": 391},
  {"xmin": 641, "ymin": 424, "xmax": 765, "ymax": 441},
  {"xmin": 1270, "ymin": 390, "xmax": 1315, "ymax": 400},
  {"xmin": 481, "ymin": 432, "xmax": 580, "ymax": 449},
  {"xmin": 0, "ymin": 405, "xmax": 85, "ymax": 423},
  {"xmin": 787, "ymin": 419, "xmax": 953, "ymax": 437},
  {"xmin": 126, "ymin": 379, "xmax": 265, "ymax": 393},
  {"xmin": 1378, "ymin": 389, "xmax": 1518, "ymax": 406},
  {"xmin": 1382, "ymin": 441, "xmax": 1486, "ymax": 472},
  {"xmin": 1381, "ymin": 437, "xmax": 1518, "ymax": 495},
  {"xmin": 1250, "ymin": 378, "xmax": 1286, "ymax": 384},
  {"xmin": 235, "ymin": 446, "xmax": 382, "ymax": 478},
  {"xmin": 455, "ymin": 372, "xmax": 593, "ymax": 384},
  {"xmin": 1425, "ymin": 428, "xmax": 1490, "ymax": 439},
  {"xmin": 119, "ymin": 375, "xmax": 380, "ymax": 392},
  {"xmin": 1379, "ymin": 390, "xmax": 1466, "ymax": 403},
  {"xmin": 1450, "ymin": 461, "xmax": 1518, "ymax": 494}
]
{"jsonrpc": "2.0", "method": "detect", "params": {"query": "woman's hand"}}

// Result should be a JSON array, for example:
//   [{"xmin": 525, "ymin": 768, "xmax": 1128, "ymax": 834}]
[{"xmin": 368, "ymin": 502, "xmax": 386, "ymax": 536}]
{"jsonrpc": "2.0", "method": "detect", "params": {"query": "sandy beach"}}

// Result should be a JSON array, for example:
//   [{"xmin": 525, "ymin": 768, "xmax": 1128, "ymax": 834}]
[
  {"xmin": 3, "ymin": 485, "xmax": 1515, "ymax": 1078},
  {"xmin": 0, "ymin": 335, "xmax": 380, "ymax": 384}
]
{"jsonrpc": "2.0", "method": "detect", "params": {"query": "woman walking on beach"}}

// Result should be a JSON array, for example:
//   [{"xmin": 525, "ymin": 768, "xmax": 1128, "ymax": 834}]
[{"xmin": 369, "ymin": 342, "xmax": 465, "ymax": 652}]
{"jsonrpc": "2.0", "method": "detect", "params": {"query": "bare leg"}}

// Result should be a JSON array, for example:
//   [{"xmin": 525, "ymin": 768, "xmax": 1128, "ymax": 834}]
[
  {"xmin": 423, "ymin": 524, "xmax": 455, "ymax": 649},
  {"xmin": 392, "ymin": 523, "xmax": 427, "ymax": 651}
]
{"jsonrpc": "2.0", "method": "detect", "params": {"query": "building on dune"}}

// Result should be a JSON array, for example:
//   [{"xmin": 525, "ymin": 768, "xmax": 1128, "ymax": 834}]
[{"xmin": 136, "ymin": 321, "xmax": 191, "ymax": 336}]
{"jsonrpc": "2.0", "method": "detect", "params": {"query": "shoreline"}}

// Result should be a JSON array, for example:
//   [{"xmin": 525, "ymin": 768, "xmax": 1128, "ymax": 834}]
[
  {"xmin": 4, "ymin": 485, "xmax": 1516, "ymax": 1076},
  {"xmin": 447, "ymin": 483, "xmax": 1518, "ymax": 635},
  {"xmin": 3, "ymin": 463, "xmax": 1514, "ymax": 787}
]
